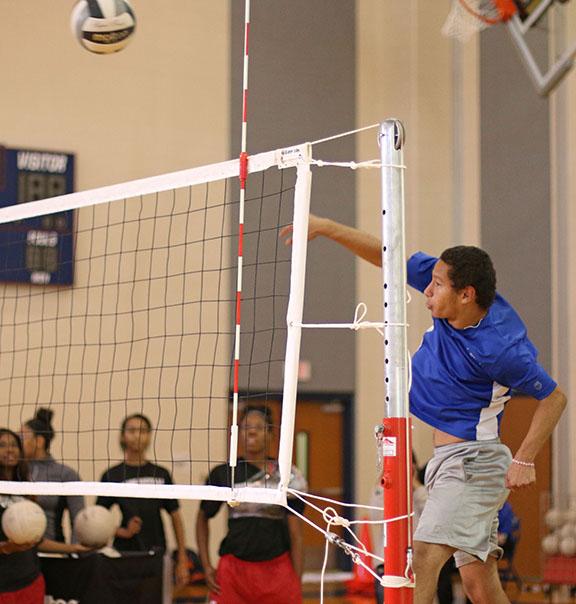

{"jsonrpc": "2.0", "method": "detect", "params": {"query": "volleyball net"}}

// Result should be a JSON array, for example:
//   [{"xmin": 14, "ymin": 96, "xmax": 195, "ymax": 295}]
[
  {"xmin": 0, "ymin": 145, "xmax": 308, "ymax": 504},
  {"xmin": 0, "ymin": 122, "xmax": 415, "ymax": 594},
  {"xmin": 0, "ymin": 124, "xmax": 413, "ymax": 590}
]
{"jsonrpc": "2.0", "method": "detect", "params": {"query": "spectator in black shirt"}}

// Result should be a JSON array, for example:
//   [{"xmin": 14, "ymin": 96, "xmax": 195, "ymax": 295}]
[
  {"xmin": 196, "ymin": 405, "xmax": 307, "ymax": 604},
  {"xmin": 96, "ymin": 414, "xmax": 189, "ymax": 586},
  {"xmin": 0, "ymin": 428, "xmax": 45, "ymax": 603}
]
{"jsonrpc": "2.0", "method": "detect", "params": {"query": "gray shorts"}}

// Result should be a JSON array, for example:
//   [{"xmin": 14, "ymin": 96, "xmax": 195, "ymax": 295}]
[{"xmin": 413, "ymin": 439, "xmax": 511, "ymax": 567}]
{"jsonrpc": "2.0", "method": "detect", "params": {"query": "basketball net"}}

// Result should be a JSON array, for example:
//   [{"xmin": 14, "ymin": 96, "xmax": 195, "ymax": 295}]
[{"xmin": 442, "ymin": 0, "xmax": 517, "ymax": 42}]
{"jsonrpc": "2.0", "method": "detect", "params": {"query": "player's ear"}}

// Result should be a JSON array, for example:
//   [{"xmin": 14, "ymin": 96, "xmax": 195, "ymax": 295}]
[{"xmin": 460, "ymin": 285, "xmax": 477, "ymax": 305}]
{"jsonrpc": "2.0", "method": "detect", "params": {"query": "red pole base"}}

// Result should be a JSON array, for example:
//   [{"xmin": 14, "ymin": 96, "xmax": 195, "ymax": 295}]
[{"xmin": 382, "ymin": 416, "xmax": 413, "ymax": 604}]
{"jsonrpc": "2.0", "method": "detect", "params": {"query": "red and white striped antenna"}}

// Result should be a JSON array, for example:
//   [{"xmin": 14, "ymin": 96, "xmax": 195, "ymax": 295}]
[{"xmin": 229, "ymin": 0, "xmax": 251, "ymax": 493}]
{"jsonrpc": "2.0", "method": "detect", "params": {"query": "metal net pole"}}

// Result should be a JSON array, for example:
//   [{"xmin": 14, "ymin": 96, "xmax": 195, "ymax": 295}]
[{"xmin": 379, "ymin": 119, "xmax": 413, "ymax": 604}]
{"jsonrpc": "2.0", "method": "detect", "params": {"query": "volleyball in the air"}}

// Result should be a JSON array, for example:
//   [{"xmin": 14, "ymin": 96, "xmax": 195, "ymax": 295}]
[
  {"xmin": 74, "ymin": 505, "xmax": 115, "ymax": 548},
  {"xmin": 71, "ymin": 0, "xmax": 136, "ymax": 54},
  {"xmin": 2, "ymin": 500, "xmax": 47, "ymax": 544}
]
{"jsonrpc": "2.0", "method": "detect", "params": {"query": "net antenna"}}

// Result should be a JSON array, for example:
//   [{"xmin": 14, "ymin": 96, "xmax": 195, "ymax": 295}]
[
  {"xmin": 443, "ymin": 0, "xmax": 576, "ymax": 95},
  {"xmin": 229, "ymin": 0, "xmax": 251, "ymax": 498}
]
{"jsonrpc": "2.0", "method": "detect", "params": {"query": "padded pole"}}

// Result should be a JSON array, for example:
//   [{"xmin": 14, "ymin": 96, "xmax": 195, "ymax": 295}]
[{"xmin": 379, "ymin": 119, "xmax": 413, "ymax": 604}]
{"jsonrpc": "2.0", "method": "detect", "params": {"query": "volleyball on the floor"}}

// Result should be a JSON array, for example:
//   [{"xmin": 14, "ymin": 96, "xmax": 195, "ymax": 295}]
[
  {"xmin": 71, "ymin": 0, "xmax": 136, "ymax": 54},
  {"xmin": 74, "ymin": 505, "xmax": 115, "ymax": 547},
  {"xmin": 560, "ymin": 535, "xmax": 576, "ymax": 557},
  {"xmin": 545, "ymin": 507, "xmax": 565, "ymax": 530},
  {"xmin": 565, "ymin": 508, "xmax": 576, "ymax": 524},
  {"xmin": 542, "ymin": 533, "xmax": 560, "ymax": 556},
  {"xmin": 1, "ymin": 500, "xmax": 47, "ymax": 544},
  {"xmin": 559, "ymin": 522, "xmax": 576, "ymax": 538}
]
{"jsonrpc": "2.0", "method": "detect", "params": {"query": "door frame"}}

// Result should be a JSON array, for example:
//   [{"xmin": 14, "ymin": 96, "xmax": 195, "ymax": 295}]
[{"xmin": 298, "ymin": 391, "xmax": 355, "ymax": 571}]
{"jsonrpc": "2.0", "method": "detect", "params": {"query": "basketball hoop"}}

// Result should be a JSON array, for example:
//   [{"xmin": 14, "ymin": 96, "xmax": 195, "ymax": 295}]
[{"xmin": 442, "ymin": 0, "xmax": 518, "ymax": 42}]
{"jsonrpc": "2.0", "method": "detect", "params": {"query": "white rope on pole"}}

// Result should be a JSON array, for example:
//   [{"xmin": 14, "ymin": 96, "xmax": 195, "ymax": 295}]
[{"xmin": 310, "ymin": 123, "xmax": 380, "ymax": 146}]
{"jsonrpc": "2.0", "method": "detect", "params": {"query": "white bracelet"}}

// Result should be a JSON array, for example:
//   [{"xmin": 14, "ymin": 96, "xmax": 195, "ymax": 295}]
[{"xmin": 512, "ymin": 458, "xmax": 535, "ymax": 468}]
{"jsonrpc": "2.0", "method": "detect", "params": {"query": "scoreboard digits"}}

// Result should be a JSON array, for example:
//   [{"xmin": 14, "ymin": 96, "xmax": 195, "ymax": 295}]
[
  {"xmin": 0, "ymin": 146, "xmax": 74, "ymax": 285},
  {"xmin": 18, "ymin": 171, "xmax": 68, "ymax": 202}
]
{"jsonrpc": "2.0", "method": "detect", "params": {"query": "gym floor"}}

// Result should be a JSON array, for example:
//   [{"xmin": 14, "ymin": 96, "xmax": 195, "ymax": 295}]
[{"xmin": 173, "ymin": 581, "xmax": 576, "ymax": 604}]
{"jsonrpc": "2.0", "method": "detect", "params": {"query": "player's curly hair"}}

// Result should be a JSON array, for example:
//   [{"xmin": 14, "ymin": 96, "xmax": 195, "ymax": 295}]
[
  {"xmin": 25, "ymin": 407, "xmax": 55, "ymax": 452},
  {"xmin": 440, "ymin": 245, "xmax": 496, "ymax": 310}
]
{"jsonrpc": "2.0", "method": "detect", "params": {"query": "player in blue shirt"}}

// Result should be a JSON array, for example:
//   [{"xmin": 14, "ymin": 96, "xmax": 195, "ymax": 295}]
[
  {"xmin": 280, "ymin": 215, "xmax": 566, "ymax": 604},
  {"xmin": 407, "ymin": 250, "xmax": 557, "ymax": 441}
]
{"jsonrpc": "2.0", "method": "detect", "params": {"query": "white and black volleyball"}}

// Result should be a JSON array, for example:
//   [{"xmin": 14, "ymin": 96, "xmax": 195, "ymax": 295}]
[{"xmin": 71, "ymin": 0, "xmax": 136, "ymax": 55}]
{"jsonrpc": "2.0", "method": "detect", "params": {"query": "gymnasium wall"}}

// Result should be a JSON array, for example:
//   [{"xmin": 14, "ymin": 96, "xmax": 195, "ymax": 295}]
[
  {"xmin": 357, "ymin": 3, "xmax": 576, "ymax": 515},
  {"xmin": 0, "ymin": 0, "xmax": 230, "ymax": 561},
  {"xmin": 480, "ymin": 26, "xmax": 551, "ymax": 370},
  {"xmin": 479, "ymin": 14, "xmax": 576, "ymax": 505},
  {"xmin": 356, "ymin": 2, "xmax": 459, "ymax": 504},
  {"xmin": 230, "ymin": 0, "xmax": 358, "ymax": 394},
  {"xmin": 480, "ymin": 23, "xmax": 551, "ymax": 577},
  {"xmin": 1, "ymin": 0, "xmax": 574, "ymax": 570},
  {"xmin": 0, "ymin": 1, "xmax": 459, "ymax": 552},
  {"xmin": 230, "ymin": 1, "xmax": 461, "ymax": 510},
  {"xmin": 550, "ymin": 8, "xmax": 576, "ymax": 501}
]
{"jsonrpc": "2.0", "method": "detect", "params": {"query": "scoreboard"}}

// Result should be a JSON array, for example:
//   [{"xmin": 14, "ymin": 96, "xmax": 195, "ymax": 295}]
[{"xmin": 0, "ymin": 146, "xmax": 75, "ymax": 285}]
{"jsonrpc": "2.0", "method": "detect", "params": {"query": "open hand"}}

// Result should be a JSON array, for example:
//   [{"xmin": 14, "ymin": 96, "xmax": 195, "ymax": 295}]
[
  {"xmin": 175, "ymin": 558, "xmax": 190, "ymax": 587},
  {"xmin": 204, "ymin": 565, "xmax": 220, "ymax": 595},
  {"xmin": 279, "ymin": 214, "xmax": 326, "ymax": 246},
  {"xmin": 126, "ymin": 516, "xmax": 143, "ymax": 537}
]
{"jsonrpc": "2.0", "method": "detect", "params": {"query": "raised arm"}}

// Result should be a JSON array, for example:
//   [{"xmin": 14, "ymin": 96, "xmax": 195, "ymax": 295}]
[
  {"xmin": 280, "ymin": 214, "xmax": 382, "ymax": 267},
  {"xmin": 506, "ymin": 386, "xmax": 567, "ymax": 489}
]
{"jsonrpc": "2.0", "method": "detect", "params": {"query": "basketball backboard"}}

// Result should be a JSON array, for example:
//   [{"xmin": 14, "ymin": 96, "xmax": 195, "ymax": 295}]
[
  {"xmin": 514, "ymin": 0, "xmax": 556, "ymax": 22},
  {"xmin": 507, "ymin": 0, "xmax": 576, "ymax": 95},
  {"xmin": 443, "ymin": 0, "xmax": 576, "ymax": 95}
]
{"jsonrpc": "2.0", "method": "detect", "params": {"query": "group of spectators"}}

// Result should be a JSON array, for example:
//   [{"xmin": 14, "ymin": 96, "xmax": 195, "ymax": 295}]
[{"xmin": 1, "ymin": 405, "xmax": 306, "ymax": 604}]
